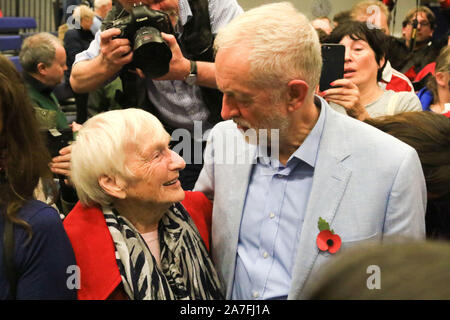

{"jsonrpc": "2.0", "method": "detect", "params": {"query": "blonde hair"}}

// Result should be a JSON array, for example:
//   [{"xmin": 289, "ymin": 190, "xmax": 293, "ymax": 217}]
[
  {"xmin": 71, "ymin": 108, "xmax": 168, "ymax": 206},
  {"xmin": 435, "ymin": 46, "xmax": 450, "ymax": 74},
  {"xmin": 214, "ymin": 2, "xmax": 322, "ymax": 99},
  {"xmin": 351, "ymin": 0, "xmax": 390, "ymax": 24},
  {"xmin": 72, "ymin": 4, "xmax": 95, "ymax": 22},
  {"xmin": 427, "ymin": 46, "xmax": 450, "ymax": 103}
]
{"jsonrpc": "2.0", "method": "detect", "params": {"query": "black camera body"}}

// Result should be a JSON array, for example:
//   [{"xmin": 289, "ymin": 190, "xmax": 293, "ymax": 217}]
[
  {"xmin": 107, "ymin": 5, "xmax": 174, "ymax": 78},
  {"xmin": 45, "ymin": 128, "xmax": 73, "ymax": 158}
]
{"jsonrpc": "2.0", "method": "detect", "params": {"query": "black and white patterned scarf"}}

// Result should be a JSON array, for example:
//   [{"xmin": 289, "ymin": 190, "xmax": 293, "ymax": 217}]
[{"xmin": 102, "ymin": 203, "xmax": 223, "ymax": 300}]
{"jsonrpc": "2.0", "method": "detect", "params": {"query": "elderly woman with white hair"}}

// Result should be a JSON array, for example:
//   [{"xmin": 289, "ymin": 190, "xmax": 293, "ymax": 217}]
[{"xmin": 63, "ymin": 108, "xmax": 222, "ymax": 300}]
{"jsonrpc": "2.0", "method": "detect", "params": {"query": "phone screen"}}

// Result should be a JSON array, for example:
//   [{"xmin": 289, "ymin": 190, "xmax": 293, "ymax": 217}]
[{"xmin": 319, "ymin": 44, "xmax": 345, "ymax": 92}]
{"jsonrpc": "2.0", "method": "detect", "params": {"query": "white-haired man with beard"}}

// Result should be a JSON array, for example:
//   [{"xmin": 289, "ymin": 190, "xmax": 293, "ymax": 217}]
[
  {"xmin": 70, "ymin": 0, "xmax": 243, "ymax": 190},
  {"xmin": 194, "ymin": 2, "xmax": 426, "ymax": 300}
]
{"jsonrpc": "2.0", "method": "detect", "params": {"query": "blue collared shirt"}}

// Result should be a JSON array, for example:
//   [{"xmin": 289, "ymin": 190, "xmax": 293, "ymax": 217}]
[
  {"xmin": 74, "ymin": 0, "xmax": 243, "ymax": 135},
  {"xmin": 231, "ymin": 100, "xmax": 326, "ymax": 300},
  {"xmin": 90, "ymin": 15, "xmax": 102, "ymax": 35}
]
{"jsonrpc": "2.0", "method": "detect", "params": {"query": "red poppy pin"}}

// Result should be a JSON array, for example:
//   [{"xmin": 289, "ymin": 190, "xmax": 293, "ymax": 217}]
[{"xmin": 316, "ymin": 217, "xmax": 341, "ymax": 254}]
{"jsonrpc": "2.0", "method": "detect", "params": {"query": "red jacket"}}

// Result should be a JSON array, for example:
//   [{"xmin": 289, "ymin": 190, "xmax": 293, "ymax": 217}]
[
  {"xmin": 414, "ymin": 62, "xmax": 436, "ymax": 83},
  {"xmin": 380, "ymin": 61, "xmax": 414, "ymax": 93},
  {"xmin": 63, "ymin": 191, "xmax": 213, "ymax": 300}
]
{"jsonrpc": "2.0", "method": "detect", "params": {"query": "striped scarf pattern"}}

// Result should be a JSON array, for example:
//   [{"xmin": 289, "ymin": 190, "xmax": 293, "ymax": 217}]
[{"xmin": 103, "ymin": 203, "xmax": 223, "ymax": 300}]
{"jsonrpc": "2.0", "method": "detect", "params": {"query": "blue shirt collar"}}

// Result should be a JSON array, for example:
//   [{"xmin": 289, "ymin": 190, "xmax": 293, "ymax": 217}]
[{"xmin": 256, "ymin": 96, "xmax": 327, "ymax": 169}]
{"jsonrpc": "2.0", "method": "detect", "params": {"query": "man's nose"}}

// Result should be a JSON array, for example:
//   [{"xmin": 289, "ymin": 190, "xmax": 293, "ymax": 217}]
[{"xmin": 221, "ymin": 95, "xmax": 240, "ymax": 120}]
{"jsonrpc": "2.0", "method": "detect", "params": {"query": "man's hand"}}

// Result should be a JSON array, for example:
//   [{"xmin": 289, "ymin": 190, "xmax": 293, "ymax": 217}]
[
  {"xmin": 70, "ymin": 28, "xmax": 134, "ymax": 93},
  {"xmin": 154, "ymin": 32, "xmax": 191, "ymax": 81},
  {"xmin": 320, "ymin": 79, "xmax": 370, "ymax": 121},
  {"xmin": 99, "ymin": 28, "xmax": 133, "ymax": 70}
]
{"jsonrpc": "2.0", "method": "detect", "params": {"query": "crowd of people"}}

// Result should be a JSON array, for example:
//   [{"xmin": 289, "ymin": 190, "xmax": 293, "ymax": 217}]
[{"xmin": 0, "ymin": 0, "xmax": 449, "ymax": 300}]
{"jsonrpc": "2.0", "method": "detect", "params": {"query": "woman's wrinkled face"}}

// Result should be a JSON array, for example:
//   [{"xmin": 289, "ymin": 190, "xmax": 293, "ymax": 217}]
[
  {"xmin": 339, "ymin": 35, "xmax": 384, "ymax": 88},
  {"xmin": 123, "ymin": 127, "xmax": 186, "ymax": 206}
]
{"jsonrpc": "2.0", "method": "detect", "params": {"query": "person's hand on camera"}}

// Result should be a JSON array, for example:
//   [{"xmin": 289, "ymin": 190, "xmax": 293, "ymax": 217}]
[
  {"xmin": 154, "ymin": 32, "xmax": 191, "ymax": 81},
  {"xmin": 321, "ymin": 79, "xmax": 370, "ymax": 121},
  {"xmin": 100, "ymin": 28, "xmax": 133, "ymax": 72},
  {"xmin": 129, "ymin": 68, "xmax": 146, "ymax": 79},
  {"xmin": 50, "ymin": 145, "xmax": 72, "ymax": 178},
  {"xmin": 49, "ymin": 122, "xmax": 81, "ymax": 185}
]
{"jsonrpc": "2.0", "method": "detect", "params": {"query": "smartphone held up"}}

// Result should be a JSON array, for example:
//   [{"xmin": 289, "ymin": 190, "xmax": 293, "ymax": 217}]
[{"xmin": 319, "ymin": 43, "xmax": 345, "ymax": 92}]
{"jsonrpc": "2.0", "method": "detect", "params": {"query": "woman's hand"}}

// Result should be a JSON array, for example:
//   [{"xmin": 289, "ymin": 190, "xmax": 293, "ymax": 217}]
[{"xmin": 320, "ymin": 79, "xmax": 370, "ymax": 121}]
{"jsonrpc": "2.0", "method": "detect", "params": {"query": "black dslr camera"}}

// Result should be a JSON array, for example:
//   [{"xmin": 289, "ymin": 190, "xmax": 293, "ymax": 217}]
[
  {"xmin": 106, "ymin": 4, "xmax": 174, "ymax": 78},
  {"xmin": 45, "ymin": 128, "xmax": 73, "ymax": 158}
]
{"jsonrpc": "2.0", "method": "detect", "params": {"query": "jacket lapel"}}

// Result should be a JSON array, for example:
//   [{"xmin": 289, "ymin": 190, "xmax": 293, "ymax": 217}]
[
  {"xmin": 288, "ymin": 106, "xmax": 353, "ymax": 299},
  {"xmin": 213, "ymin": 131, "xmax": 257, "ymax": 298}
]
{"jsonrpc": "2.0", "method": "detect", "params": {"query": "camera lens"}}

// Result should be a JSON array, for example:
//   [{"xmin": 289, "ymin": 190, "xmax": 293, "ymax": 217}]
[{"xmin": 133, "ymin": 26, "xmax": 172, "ymax": 78}]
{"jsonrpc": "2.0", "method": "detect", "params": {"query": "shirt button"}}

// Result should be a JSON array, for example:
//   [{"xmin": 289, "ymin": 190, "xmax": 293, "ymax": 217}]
[
  {"xmin": 269, "ymin": 212, "xmax": 275, "ymax": 219},
  {"xmin": 253, "ymin": 291, "xmax": 260, "ymax": 298},
  {"xmin": 263, "ymin": 251, "xmax": 269, "ymax": 259}
]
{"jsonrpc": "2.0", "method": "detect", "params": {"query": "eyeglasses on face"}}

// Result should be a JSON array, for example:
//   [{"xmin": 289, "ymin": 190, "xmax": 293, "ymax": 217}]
[{"xmin": 406, "ymin": 20, "xmax": 430, "ymax": 27}]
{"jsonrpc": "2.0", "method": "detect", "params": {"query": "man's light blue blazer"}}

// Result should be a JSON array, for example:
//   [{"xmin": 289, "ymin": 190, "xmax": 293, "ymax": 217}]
[{"xmin": 194, "ymin": 98, "xmax": 426, "ymax": 299}]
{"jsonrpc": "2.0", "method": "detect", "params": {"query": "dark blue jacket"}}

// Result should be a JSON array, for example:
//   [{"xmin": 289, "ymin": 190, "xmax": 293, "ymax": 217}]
[{"xmin": 0, "ymin": 200, "xmax": 77, "ymax": 299}]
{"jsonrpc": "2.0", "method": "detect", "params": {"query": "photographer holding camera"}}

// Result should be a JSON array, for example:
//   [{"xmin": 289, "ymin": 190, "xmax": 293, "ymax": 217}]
[{"xmin": 70, "ymin": 0, "xmax": 243, "ymax": 190}]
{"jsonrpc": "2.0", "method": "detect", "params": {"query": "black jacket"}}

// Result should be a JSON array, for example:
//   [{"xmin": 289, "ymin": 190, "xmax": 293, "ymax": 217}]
[{"xmin": 63, "ymin": 27, "xmax": 94, "ymax": 83}]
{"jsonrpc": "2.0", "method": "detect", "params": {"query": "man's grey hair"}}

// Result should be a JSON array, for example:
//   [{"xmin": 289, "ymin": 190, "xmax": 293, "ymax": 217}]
[
  {"xmin": 19, "ymin": 32, "xmax": 63, "ymax": 74},
  {"xmin": 214, "ymin": 2, "xmax": 322, "ymax": 100},
  {"xmin": 71, "ymin": 108, "xmax": 169, "ymax": 207}
]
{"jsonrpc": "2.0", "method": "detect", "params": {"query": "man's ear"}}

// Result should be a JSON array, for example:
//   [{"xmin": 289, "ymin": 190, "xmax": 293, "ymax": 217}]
[
  {"xmin": 98, "ymin": 174, "xmax": 127, "ymax": 200},
  {"xmin": 36, "ymin": 62, "xmax": 47, "ymax": 75},
  {"xmin": 287, "ymin": 79, "xmax": 309, "ymax": 112}
]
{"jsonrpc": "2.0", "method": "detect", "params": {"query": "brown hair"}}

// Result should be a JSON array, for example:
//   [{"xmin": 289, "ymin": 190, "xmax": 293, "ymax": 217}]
[
  {"xmin": 365, "ymin": 112, "xmax": 450, "ymax": 199},
  {"xmin": 0, "ymin": 54, "xmax": 54, "ymax": 237},
  {"xmin": 402, "ymin": 6, "xmax": 436, "ymax": 30},
  {"xmin": 332, "ymin": 10, "xmax": 352, "ymax": 26},
  {"xmin": 306, "ymin": 240, "xmax": 450, "ymax": 299}
]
